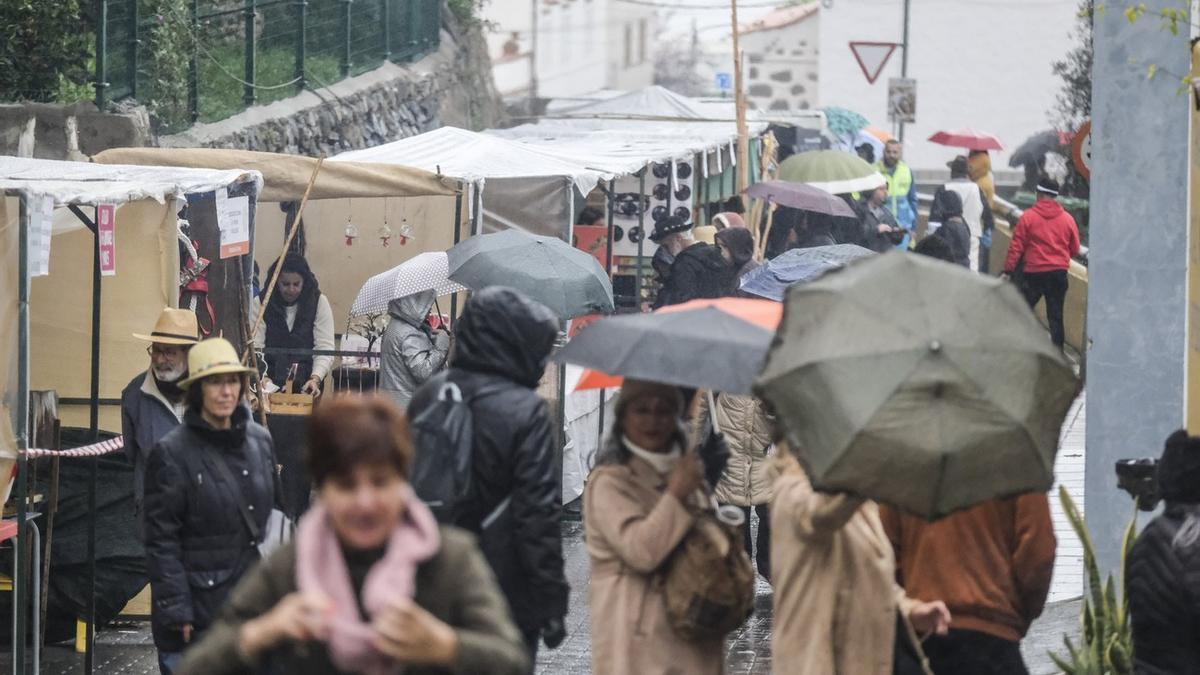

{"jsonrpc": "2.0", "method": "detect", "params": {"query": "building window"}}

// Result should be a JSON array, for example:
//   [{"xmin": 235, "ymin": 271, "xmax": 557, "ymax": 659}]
[
  {"xmin": 624, "ymin": 23, "xmax": 633, "ymax": 68},
  {"xmin": 638, "ymin": 18, "xmax": 647, "ymax": 65}
]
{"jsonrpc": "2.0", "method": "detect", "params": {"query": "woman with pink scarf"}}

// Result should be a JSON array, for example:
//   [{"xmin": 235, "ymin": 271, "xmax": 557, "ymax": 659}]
[{"xmin": 176, "ymin": 395, "xmax": 528, "ymax": 675}]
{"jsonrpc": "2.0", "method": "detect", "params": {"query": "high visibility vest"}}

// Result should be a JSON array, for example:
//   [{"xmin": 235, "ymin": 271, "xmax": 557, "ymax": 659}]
[{"xmin": 876, "ymin": 161, "xmax": 915, "ymax": 229}]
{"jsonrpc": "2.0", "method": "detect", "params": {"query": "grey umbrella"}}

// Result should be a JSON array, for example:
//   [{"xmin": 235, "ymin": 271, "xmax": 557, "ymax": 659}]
[
  {"xmin": 756, "ymin": 252, "xmax": 1079, "ymax": 519},
  {"xmin": 447, "ymin": 229, "xmax": 614, "ymax": 319},
  {"xmin": 745, "ymin": 180, "xmax": 858, "ymax": 218},
  {"xmin": 554, "ymin": 307, "xmax": 774, "ymax": 394}
]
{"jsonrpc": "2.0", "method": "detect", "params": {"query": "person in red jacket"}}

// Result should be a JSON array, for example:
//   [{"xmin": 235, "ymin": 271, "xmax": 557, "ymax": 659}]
[{"xmin": 1002, "ymin": 177, "xmax": 1081, "ymax": 349}]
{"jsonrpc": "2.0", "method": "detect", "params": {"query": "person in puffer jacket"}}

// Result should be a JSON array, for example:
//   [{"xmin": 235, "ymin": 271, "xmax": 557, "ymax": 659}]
[
  {"xmin": 1127, "ymin": 429, "xmax": 1200, "ymax": 675},
  {"xmin": 695, "ymin": 391, "xmax": 773, "ymax": 580},
  {"xmin": 379, "ymin": 290, "xmax": 450, "ymax": 411},
  {"xmin": 1002, "ymin": 177, "xmax": 1080, "ymax": 350}
]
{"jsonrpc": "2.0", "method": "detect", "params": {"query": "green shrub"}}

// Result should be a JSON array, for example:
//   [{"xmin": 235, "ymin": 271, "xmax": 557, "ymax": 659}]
[{"xmin": 0, "ymin": 0, "xmax": 91, "ymax": 102}]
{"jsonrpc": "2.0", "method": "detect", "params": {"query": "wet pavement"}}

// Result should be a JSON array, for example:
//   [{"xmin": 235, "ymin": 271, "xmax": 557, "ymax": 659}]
[{"xmin": 7, "ymin": 517, "xmax": 1080, "ymax": 674}]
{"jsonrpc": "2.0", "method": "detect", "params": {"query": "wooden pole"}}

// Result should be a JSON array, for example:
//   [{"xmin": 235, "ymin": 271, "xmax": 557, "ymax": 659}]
[
  {"xmin": 730, "ymin": 0, "xmax": 750, "ymax": 206},
  {"xmin": 244, "ymin": 154, "xmax": 325, "ymax": 362}
]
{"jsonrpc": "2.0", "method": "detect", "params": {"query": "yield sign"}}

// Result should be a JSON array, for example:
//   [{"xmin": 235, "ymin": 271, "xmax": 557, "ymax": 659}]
[{"xmin": 849, "ymin": 41, "xmax": 899, "ymax": 84}]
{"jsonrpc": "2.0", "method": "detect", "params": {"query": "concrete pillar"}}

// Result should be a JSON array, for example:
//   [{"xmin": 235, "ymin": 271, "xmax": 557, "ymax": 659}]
[{"xmin": 1086, "ymin": 2, "xmax": 1191, "ymax": 575}]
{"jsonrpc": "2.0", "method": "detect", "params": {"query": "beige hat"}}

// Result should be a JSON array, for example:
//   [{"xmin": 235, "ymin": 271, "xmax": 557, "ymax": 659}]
[
  {"xmin": 178, "ymin": 338, "xmax": 255, "ymax": 389},
  {"xmin": 132, "ymin": 308, "xmax": 200, "ymax": 346}
]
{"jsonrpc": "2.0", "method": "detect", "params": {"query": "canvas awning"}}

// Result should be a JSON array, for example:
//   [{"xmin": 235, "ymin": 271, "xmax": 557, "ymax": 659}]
[
  {"xmin": 93, "ymin": 147, "xmax": 457, "ymax": 202},
  {"xmin": 0, "ymin": 155, "xmax": 262, "ymax": 205}
]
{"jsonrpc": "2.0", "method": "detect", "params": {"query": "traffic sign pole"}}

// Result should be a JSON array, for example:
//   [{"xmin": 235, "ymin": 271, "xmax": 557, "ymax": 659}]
[{"xmin": 899, "ymin": 0, "xmax": 911, "ymax": 141}]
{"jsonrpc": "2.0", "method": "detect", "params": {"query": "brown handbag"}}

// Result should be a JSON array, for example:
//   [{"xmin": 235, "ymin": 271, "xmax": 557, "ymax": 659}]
[{"xmin": 661, "ymin": 497, "xmax": 756, "ymax": 642}]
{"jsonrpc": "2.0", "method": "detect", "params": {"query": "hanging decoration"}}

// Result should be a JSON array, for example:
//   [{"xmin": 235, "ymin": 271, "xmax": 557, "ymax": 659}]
[
  {"xmin": 397, "ymin": 219, "xmax": 413, "ymax": 246},
  {"xmin": 345, "ymin": 200, "xmax": 358, "ymax": 246}
]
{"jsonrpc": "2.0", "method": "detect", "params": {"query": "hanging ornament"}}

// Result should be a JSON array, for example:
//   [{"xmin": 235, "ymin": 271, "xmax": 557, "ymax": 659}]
[
  {"xmin": 379, "ymin": 224, "xmax": 393, "ymax": 247},
  {"xmin": 398, "ymin": 219, "xmax": 413, "ymax": 246},
  {"xmin": 344, "ymin": 222, "xmax": 359, "ymax": 246}
]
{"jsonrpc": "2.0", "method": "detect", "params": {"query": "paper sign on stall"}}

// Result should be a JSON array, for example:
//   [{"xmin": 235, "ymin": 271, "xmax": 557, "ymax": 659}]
[
  {"xmin": 28, "ymin": 194, "xmax": 54, "ymax": 277},
  {"xmin": 97, "ymin": 203, "xmax": 117, "ymax": 276},
  {"xmin": 215, "ymin": 187, "xmax": 251, "ymax": 259}
]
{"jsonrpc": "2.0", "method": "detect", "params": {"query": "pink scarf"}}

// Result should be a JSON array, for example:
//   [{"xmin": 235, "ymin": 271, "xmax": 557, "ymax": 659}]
[{"xmin": 295, "ymin": 486, "xmax": 441, "ymax": 675}]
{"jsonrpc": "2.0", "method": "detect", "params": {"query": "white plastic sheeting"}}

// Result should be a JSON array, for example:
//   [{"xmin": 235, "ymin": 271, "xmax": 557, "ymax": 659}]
[
  {"xmin": 332, "ymin": 127, "xmax": 610, "ymax": 238},
  {"xmin": 0, "ymin": 156, "xmax": 262, "ymax": 206}
]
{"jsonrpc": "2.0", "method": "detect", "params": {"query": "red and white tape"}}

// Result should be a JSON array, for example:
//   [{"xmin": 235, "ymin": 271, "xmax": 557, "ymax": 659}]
[{"xmin": 24, "ymin": 436, "xmax": 125, "ymax": 459}]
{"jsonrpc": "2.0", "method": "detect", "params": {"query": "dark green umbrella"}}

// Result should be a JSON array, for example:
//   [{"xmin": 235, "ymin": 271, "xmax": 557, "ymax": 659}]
[
  {"xmin": 447, "ymin": 229, "xmax": 614, "ymax": 319},
  {"xmin": 756, "ymin": 252, "xmax": 1079, "ymax": 519},
  {"xmin": 555, "ymin": 307, "xmax": 773, "ymax": 394}
]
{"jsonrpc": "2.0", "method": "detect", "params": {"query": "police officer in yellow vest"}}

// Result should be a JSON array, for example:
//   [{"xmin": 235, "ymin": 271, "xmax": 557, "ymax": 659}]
[{"xmin": 876, "ymin": 140, "xmax": 918, "ymax": 249}]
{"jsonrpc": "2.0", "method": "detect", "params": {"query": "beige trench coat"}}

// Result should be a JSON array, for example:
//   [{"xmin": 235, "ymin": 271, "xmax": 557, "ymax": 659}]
[
  {"xmin": 697, "ymin": 393, "xmax": 773, "ymax": 507},
  {"xmin": 583, "ymin": 456, "xmax": 725, "ymax": 675},
  {"xmin": 771, "ymin": 454, "xmax": 932, "ymax": 675}
]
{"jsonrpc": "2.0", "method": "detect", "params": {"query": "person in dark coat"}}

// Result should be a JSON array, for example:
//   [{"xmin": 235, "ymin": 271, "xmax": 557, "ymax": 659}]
[
  {"xmin": 174, "ymin": 395, "xmax": 529, "ymax": 675},
  {"xmin": 650, "ymin": 216, "xmax": 735, "ymax": 308},
  {"xmin": 143, "ymin": 338, "xmax": 277, "ymax": 674},
  {"xmin": 928, "ymin": 190, "xmax": 972, "ymax": 268},
  {"xmin": 408, "ymin": 287, "xmax": 569, "ymax": 664},
  {"xmin": 1127, "ymin": 429, "xmax": 1200, "ymax": 674},
  {"xmin": 253, "ymin": 253, "xmax": 335, "ymax": 396},
  {"xmin": 123, "ymin": 308, "xmax": 200, "ymax": 538},
  {"xmin": 379, "ymin": 290, "xmax": 451, "ymax": 411},
  {"xmin": 857, "ymin": 186, "xmax": 904, "ymax": 253},
  {"xmin": 715, "ymin": 227, "xmax": 760, "ymax": 280}
]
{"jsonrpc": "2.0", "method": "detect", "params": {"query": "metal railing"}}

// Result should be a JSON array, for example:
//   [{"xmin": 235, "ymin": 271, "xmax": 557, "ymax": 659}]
[{"xmin": 95, "ymin": 0, "xmax": 440, "ymax": 132}]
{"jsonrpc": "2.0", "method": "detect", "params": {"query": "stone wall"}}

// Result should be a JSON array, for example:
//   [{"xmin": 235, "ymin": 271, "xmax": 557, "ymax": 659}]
[
  {"xmin": 160, "ymin": 10, "xmax": 505, "ymax": 154},
  {"xmin": 0, "ymin": 100, "xmax": 151, "ymax": 160}
]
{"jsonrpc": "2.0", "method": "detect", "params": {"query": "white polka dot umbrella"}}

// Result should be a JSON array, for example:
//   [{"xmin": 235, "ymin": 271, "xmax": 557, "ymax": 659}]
[{"xmin": 350, "ymin": 251, "xmax": 468, "ymax": 316}]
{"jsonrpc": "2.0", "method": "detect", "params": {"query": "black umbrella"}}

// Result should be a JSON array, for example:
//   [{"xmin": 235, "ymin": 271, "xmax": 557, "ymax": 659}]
[
  {"xmin": 447, "ymin": 229, "xmax": 614, "ymax": 319},
  {"xmin": 1008, "ymin": 129, "xmax": 1067, "ymax": 168},
  {"xmin": 554, "ymin": 307, "xmax": 774, "ymax": 394}
]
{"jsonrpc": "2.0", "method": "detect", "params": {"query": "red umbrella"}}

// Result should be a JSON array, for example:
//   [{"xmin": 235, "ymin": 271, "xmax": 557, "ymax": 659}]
[{"xmin": 928, "ymin": 128, "xmax": 1004, "ymax": 152}]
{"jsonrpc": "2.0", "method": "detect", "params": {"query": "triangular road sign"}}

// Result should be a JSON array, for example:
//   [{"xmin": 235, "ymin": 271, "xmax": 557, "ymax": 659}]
[{"xmin": 849, "ymin": 41, "xmax": 899, "ymax": 84}]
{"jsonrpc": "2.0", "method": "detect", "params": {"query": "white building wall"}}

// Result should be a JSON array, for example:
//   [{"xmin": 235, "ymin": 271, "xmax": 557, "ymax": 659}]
[
  {"xmin": 741, "ymin": 14, "xmax": 820, "ymax": 113},
  {"xmin": 481, "ymin": 0, "xmax": 613, "ymax": 99},
  {"xmin": 607, "ymin": 4, "xmax": 657, "ymax": 90},
  {"xmin": 817, "ymin": 0, "xmax": 1078, "ymax": 170}
]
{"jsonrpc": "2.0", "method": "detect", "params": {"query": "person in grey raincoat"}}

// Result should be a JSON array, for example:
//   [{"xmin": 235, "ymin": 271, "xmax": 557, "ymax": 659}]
[{"xmin": 379, "ymin": 290, "xmax": 451, "ymax": 411}]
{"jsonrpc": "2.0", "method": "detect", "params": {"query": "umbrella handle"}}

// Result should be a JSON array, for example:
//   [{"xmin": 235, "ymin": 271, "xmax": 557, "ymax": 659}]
[{"xmin": 707, "ymin": 390, "xmax": 722, "ymax": 435}]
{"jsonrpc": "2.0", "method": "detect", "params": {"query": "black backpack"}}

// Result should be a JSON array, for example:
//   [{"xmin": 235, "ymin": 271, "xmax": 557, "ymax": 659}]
[{"xmin": 409, "ymin": 375, "xmax": 505, "ymax": 523}]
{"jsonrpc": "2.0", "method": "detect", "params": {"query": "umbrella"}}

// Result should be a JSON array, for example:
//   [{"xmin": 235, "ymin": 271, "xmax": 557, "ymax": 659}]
[
  {"xmin": 447, "ymin": 229, "xmax": 614, "ymax": 319},
  {"xmin": 778, "ymin": 150, "xmax": 885, "ymax": 195},
  {"xmin": 349, "ymin": 251, "xmax": 467, "ymax": 316},
  {"xmin": 820, "ymin": 106, "xmax": 870, "ymax": 138},
  {"xmin": 558, "ymin": 303, "xmax": 777, "ymax": 394},
  {"xmin": 740, "ymin": 244, "xmax": 875, "ymax": 301},
  {"xmin": 1008, "ymin": 129, "xmax": 1071, "ymax": 168},
  {"xmin": 755, "ymin": 252, "xmax": 1079, "ymax": 519},
  {"xmin": 865, "ymin": 126, "xmax": 894, "ymax": 143},
  {"xmin": 745, "ymin": 180, "xmax": 858, "ymax": 218},
  {"xmin": 928, "ymin": 128, "xmax": 1004, "ymax": 152}
]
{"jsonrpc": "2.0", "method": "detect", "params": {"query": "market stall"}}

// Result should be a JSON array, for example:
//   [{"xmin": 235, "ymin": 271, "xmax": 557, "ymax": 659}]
[{"xmin": 0, "ymin": 155, "xmax": 263, "ymax": 671}]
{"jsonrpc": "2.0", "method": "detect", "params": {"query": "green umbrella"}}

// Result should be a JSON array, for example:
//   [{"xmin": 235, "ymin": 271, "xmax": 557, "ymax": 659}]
[
  {"xmin": 778, "ymin": 150, "xmax": 885, "ymax": 195},
  {"xmin": 755, "ymin": 252, "xmax": 1079, "ymax": 519}
]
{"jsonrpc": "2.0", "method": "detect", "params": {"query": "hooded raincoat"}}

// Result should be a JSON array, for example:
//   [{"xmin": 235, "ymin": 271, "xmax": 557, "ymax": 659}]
[
  {"xmin": 408, "ymin": 287, "xmax": 569, "ymax": 638},
  {"xmin": 379, "ymin": 290, "xmax": 451, "ymax": 411}
]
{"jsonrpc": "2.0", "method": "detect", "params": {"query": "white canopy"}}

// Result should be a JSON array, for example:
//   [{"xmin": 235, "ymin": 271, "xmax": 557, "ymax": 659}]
[
  {"xmin": 332, "ymin": 126, "xmax": 609, "ymax": 195},
  {"xmin": 560, "ymin": 85, "xmax": 712, "ymax": 120},
  {"xmin": 0, "ymin": 155, "xmax": 262, "ymax": 205},
  {"xmin": 333, "ymin": 127, "xmax": 611, "ymax": 238}
]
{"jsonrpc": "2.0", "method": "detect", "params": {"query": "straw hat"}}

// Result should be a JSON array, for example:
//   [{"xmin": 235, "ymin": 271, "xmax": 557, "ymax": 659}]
[
  {"xmin": 132, "ymin": 308, "xmax": 201, "ymax": 346},
  {"xmin": 178, "ymin": 338, "xmax": 255, "ymax": 389}
]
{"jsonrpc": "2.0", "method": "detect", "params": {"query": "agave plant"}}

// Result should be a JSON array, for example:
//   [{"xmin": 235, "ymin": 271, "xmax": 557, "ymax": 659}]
[{"xmin": 1049, "ymin": 486, "xmax": 1137, "ymax": 674}]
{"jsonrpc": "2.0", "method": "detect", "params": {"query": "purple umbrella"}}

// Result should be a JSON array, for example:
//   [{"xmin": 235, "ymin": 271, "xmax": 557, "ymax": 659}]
[{"xmin": 745, "ymin": 180, "xmax": 858, "ymax": 218}]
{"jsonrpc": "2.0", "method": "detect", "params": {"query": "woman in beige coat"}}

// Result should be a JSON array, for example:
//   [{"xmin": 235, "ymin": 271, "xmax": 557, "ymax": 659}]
[
  {"xmin": 771, "ymin": 450, "xmax": 950, "ymax": 675},
  {"xmin": 697, "ymin": 392, "xmax": 773, "ymax": 580},
  {"xmin": 584, "ymin": 380, "xmax": 722, "ymax": 675}
]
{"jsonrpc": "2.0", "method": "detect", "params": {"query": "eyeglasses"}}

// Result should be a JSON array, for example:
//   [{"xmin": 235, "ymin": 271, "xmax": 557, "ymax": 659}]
[{"xmin": 147, "ymin": 346, "xmax": 185, "ymax": 358}]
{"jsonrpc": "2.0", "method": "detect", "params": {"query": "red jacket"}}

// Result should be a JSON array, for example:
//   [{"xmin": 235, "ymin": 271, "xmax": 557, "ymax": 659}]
[{"xmin": 1004, "ymin": 199, "xmax": 1080, "ymax": 273}]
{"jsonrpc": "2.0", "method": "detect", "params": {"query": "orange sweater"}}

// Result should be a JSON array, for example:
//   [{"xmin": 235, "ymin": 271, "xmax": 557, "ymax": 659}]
[{"xmin": 879, "ymin": 494, "xmax": 1056, "ymax": 642}]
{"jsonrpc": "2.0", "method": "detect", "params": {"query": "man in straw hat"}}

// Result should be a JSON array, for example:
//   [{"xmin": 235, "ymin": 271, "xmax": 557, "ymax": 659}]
[{"xmin": 122, "ymin": 308, "xmax": 200, "ymax": 538}]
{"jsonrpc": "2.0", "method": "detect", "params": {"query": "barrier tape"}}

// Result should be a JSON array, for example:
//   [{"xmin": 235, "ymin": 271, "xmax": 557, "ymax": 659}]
[{"xmin": 24, "ymin": 436, "xmax": 124, "ymax": 459}]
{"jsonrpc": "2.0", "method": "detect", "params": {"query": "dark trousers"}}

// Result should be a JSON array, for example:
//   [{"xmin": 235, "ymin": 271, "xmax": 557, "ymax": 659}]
[
  {"xmin": 737, "ymin": 504, "xmax": 771, "ymax": 582},
  {"xmin": 1019, "ymin": 269, "xmax": 1069, "ymax": 349},
  {"xmin": 921, "ymin": 629, "xmax": 1029, "ymax": 675},
  {"xmin": 522, "ymin": 627, "xmax": 540, "ymax": 675}
]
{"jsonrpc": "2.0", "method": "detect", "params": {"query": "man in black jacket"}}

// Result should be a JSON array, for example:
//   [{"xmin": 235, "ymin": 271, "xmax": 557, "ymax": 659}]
[
  {"xmin": 650, "ymin": 216, "xmax": 734, "ymax": 308},
  {"xmin": 1127, "ymin": 430, "xmax": 1200, "ymax": 674},
  {"xmin": 408, "ymin": 287, "xmax": 569, "ymax": 665}
]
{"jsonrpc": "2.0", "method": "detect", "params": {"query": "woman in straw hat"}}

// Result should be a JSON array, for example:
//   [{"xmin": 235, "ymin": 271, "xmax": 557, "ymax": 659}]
[{"xmin": 142, "ymin": 337, "xmax": 278, "ymax": 674}]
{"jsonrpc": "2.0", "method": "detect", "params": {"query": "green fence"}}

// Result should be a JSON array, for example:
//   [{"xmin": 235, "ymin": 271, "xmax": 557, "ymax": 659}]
[{"xmin": 97, "ymin": 0, "xmax": 440, "ymax": 132}]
